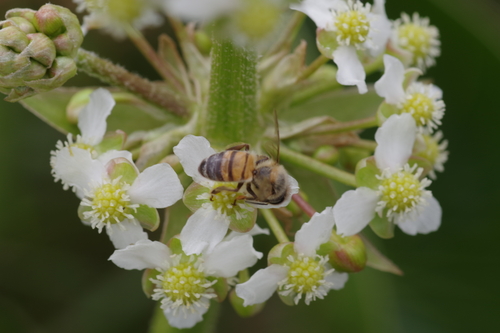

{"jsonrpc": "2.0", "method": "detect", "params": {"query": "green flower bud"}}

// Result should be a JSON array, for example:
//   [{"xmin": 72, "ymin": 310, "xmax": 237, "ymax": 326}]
[
  {"xmin": 0, "ymin": 4, "xmax": 83, "ymax": 101},
  {"xmin": 318, "ymin": 232, "xmax": 367, "ymax": 273},
  {"xmin": 313, "ymin": 145, "xmax": 339, "ymax": 165}
]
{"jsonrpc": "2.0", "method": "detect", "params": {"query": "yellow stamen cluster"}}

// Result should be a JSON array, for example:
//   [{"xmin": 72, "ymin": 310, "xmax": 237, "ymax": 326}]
[
  {"xmin": 398, "ymin": 24, "xmax": 432, "ymax": 63},
  {"xmin": 287, "ymin": 256, "xmax": 324, "ymax": 294},
  {"xmin": 400, "ymin": 92, "xmax": 434, "ymax": 127},
  {"xmin": 161, "ymin": 262, "xmax": 211, "ymax": 307},
  {"xmin": 419, "ymin": 134, "xmax": 439, "ymax": 165},
  {"xmin": 333, "ymin": 2, "xmax": 370, "ymax": 47},
  {"xmin": 209, "ymin": 183, "xmax": 249, "ymax": 219},
  {"xmin": 377, "ymin": 165, "xmax": 430, "ymax": 220},
  {"xmin": 82, "ymin": 178, "xmax": 138, "ymax": 231}
]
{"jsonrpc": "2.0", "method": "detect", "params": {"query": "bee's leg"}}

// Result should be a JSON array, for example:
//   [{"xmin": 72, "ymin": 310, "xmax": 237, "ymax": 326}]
[
  {"xmin": 211, "ymin": 182, "xmax": 244, "ymax": 195},
  {"xmin": 244, "ymin": 183, "xmax": 258, "ymax": 201},
  {"xmin": 226, "ymin": 143, "xmax": 250, "ymax": 151}
]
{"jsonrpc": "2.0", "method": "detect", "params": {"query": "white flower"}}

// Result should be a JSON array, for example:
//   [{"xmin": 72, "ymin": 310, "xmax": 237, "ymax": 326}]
[
  {"xmin": 74, "ymin": 0, "xmax": 164, "ymax": 38},
  {"xmin": 333, "ymin": 113, "xmax": 442, "ymax": 236},
  {"xmin": 291, "ymin": 0, "xmax": 391, "ymax": 93},
  {"xmin": 109, "ymin": 234, "xmax": 262, "ymax": 329},
  {"xmin": 391, "ymin": 12, "xmax": 440, "ymax": 71},
  {"xmin": 173, "ymin": 135, "xmax": 298, "ymax": 256},
  {"xmin": 375, "ymin": 55, "xmax": 445, "ymax": 132},
  {"xmin": 414, "ymin": 131, "xmax": 449, "ymax": 180},
  {"xmin": 51, "ymin": 88, "xmax": 116, "ymax": 194},
  {"xmin": 53, "ymin": 148, "xmax": 183, "ymax": 248},
  {"xmin": 236, "ymin": 207, "xmax": 348, "ymax": 306},
  {"xmin": 163, "ymin": 0, "xmax": 240, "ymax": 22}
]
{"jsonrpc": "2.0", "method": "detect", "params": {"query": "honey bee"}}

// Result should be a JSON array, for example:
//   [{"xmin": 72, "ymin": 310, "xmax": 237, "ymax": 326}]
[{"xmin": 198, "ymin": 143, "xmax": 291, "ymax": 205}]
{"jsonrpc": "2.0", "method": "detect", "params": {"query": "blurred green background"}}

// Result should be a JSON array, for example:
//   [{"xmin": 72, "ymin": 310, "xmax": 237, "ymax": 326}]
[{"xmin": 1, "ymin": 0, "xmax": 499, "ymax": 332}]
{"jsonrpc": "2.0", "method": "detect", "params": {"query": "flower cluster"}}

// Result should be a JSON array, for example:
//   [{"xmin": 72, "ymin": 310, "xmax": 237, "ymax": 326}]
[{"xmin": 1, "ymin": 0, "xmax": 449, "ymax": 330}]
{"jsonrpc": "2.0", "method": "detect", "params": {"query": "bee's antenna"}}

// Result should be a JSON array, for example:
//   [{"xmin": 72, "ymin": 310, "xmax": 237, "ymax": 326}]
[{"xmin": 274, "ymin": 109, "xmax": 280, "ymax": 163}]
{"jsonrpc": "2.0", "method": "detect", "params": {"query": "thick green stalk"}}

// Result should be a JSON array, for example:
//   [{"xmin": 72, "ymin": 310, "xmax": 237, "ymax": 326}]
[
  {"xmin": 76, "ymin": 49, "xmax": 188, "ymax": 117},
  {"xmin": 280, "ymin": 145, "xmax": 357, "ymax": 187},
  {"xmin": 204, "ymin": 40, "xmax": 259, "ymax": 148}
]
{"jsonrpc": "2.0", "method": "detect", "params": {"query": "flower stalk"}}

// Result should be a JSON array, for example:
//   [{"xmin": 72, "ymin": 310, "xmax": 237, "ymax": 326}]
[
  {"xmin": 76, "ymin": 49, "xmax": 188, "ymax": 117},
  {"xmin": 261, "ymin": 208, "xmax": 290, "ymax": 243},
  {"xmin": 279, "ymin": 145, "xmax": 357, "ymax": 187}
]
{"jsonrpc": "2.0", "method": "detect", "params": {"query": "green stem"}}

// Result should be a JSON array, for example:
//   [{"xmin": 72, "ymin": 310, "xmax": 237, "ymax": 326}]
[
  {"xmin": 124, "ymin": 24, "xmax": 185, "ymax": 92},
  {"xmin": 261, "ymin": 209, "xmax": 290, "ymax": 243},
  {"xmin": 204, "ymin": 39, "xmax": 259, "ymax": 148},
  {"xmin": 76, "ymin": 49, "xmax": 188, "ymax": 117},
  {"xmin": 296, "ymin": 54, "xmax": 330, "ymax": 82},
  {"xmin": 280, "ymin": 145, "xmax": 357, "ymax": 187},
  {"xmin": 307, "ymin": 116, "xmax": 378, "ymax": 135},
  {"xmin": 350, "ymin": 139, "xmax": 377, "ymax": 151}
]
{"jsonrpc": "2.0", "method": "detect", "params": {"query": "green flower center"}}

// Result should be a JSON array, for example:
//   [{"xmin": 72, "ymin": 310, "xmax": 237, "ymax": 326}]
[
  {"xmin": 235, "ymin": 0, "xmax": 280, "ymax": 39},
  {"xmin": 161, "ymin": 262, "xmax": 211, "ymax": 306},
  {"xmin": 398, "ymin": 23, "xmax": 431, "ymax": 62},
  {"xmin": 400, "ymin": 92, "xmax": 434, "ymax": 127},
  {"xmin": 379, "ymin": 169, "xmax": 423, "ymax": 214},
  {"xmin": 334, "ymin": 9, "xmax": 370, "ymax": 46},
  {"xmin": 286, "ymin": 256, "xmax": 325, "ymax": 294},
  {"xmin": 84, "ymin": 179, "xmax": 137, "ymax": 229}
]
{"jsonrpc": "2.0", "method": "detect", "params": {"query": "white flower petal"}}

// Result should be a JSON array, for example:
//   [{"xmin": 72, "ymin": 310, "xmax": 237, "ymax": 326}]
[
  {"xmin": 128, "ymin": 163, "xmax": 183, "ymax": 208},
  {"xmin": 173, "ymin": 135, "xmax": 217, "ymax": 184},
  {"xmin": 106, "ymin": 220, "xmax": 148, "ymax": 249},
  {"xmin": 97, "ymin": 150, "xmax": 133, "ymax": 165},
  {"xmin": 325, "ymin": 271, "xmax": 349, "ymax": 290},
  {"xmin": 374, "ymin": 55, "xmax": 406, "ymax": 104},
  {"xmin": 179, "ymin": 208, "xmax": 228, "ymax": 255},
  {"xmin": 333, "ymin": 46, "xmax": 367, "ymax": 94},
  {"xmin": 333, "ymin": 187, "xmax": 379, "ymax": 236},
  {"xmin": 204, "ymin": 234, "xmax": 261, "ymax": 278},
  {"xmin": 108, "ymin": 239, "xmax": 171, "ymax": 270},
  {"xmin": 294, "ymin": 207, "xmax": 334, "ymax": 257},
  {"xmin": 225, "ymin": 223, "xmax": 270, "ymax": 241},
  {"xmin": 164, "ymin": 301, "xmax": 209, "ymax": 329},
  {"xmin": 375, "ymin": 113, "xmax": 417, "ymax": 172},
  {"xmin": 367, "ymin": 1, "xmax": 391, "ymax": 56},
  {"xmin": 397, "ymin": 196, "xmax": 442, "ymax": 235},
  {"xmin": 52, "ymin": 147, "xmax": 106, "ymax": 193},
  {"xmin": 290, "ymin": 0, "xmax": 343, "ymax": 30},
  {"xmin": 78, "ymin": 88, "xmax": 115, "ymax": 146},
  {"xmin": 235, "ymin": 264, "xmax": 289, "ymax": 306}
]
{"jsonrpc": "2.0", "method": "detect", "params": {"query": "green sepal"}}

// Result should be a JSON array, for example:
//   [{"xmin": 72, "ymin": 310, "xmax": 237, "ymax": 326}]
[
  {"xmin": 168, "ymin": 237, "xmax": 183, "ymax": 255},
  {"xmin": 229, "ymin": 289, "xmax": 265, "ymax": 317},
  {"xmin": 403, "ymin": 68, "xmax": 422, "ymax": 89},
  {"xmin": 77, "ymin": 203, "xmax": 91, "ymax": 221},
  {"xmin": 183, "ymin": 182, "xmax": 207, "ymax": 212},
  {"xmin": 134, "ymin": 205, "xmax": 160, "ymax": 232},
  {"xmin": 141, "ymin": 268, "xmax": 159, "ymax": 298},
  {"xmin": 362, "ymin": 235, "xmax": 403, "ymax": 276},
  {"xmin": 228, "ymin": 208, "xmax": 257, "ymax": 233},
  {"xmin": 65, "ymin": 88, "xmax": 93, "ymax": 123},
  {"xmin": 106, "ymin": 158, "xmax": 138, "ymax": 184},
  {"xmin": 339, "ymin": 147, "xmax": 372, "ymax": 173},
  {"xmin": 376, "ymin": 101, "xmax": 398, "ymax": 125},
  {"xmin": 278, "ymin": 292, "xmax": 295, "ymax": 306},
  {"xmin": 208, "ymin": 277, "xmax": 228, "ymax": 302},
  {"xmin": 94, "ymin": 130, "xmax": 126, "ymax": 154},
  {"xmin": 316, "ymin": 29, "xmax": 338, "ymax": 59},
  {"xmin": 355, "ymin": 156, "xmax": 381, "ymax": 190},
  {"xmin": 268, "ymin": 242, "xmax": 295, "ymax": 266},
  {"xmin": 369, "ymin": 214, "xmax": 395, "ymax": 239}
]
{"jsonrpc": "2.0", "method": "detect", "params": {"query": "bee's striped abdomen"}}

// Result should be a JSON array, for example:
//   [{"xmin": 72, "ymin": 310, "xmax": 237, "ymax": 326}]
[{"xmin": 199, "ymin": 151, "xmax": 255, "ymax": 182}]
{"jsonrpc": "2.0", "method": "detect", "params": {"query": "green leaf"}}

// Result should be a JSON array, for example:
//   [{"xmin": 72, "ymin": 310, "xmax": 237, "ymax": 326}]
[
  {"xmin": 134, "ymin": 204, "xmax": 160, "ymax": 231},
  {"xmin": 19, "ymin": 87, "xmax": 175, "ymax": 136},
  {"xmin": 369, "ymin": 214, "xmax": 395, "ymax": 239},
  {"xmin": 204, "ymin": 39, "xmax": 260, "ymax": 148},
  {"xmin": 288, "ymin": 87, "xmax": 383, "ymax": 122},
  {"xmin": 360, "ymin": 234, "xmax": 403, "ymax": 276}
]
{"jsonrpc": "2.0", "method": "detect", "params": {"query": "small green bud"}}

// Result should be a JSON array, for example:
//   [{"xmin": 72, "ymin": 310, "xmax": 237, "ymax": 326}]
[
  {"xmin": 339, "ymin": 147, "xmax": 372, "ymax": 172},
  {"xmin": 0, "ymin": 26, "xmax": 30, "ymax": 52},
  {"xmin": 318, "ymin": 232, "xmax": 367, "ymax": 273},
  {"xmin": 33, "ymin": 5, "xmax": 66, "ymax": 37},
  {"xmin": 313, "ymin": 145, "xmax": 339, "ymax": 165},
  {"xmin": 1, "ymin": 16, "xmax": 36, "ymax": 34},
  {"xmin": 24, "ymin": 33, "xmax": 57, "ymax": 67},
  {"xmin": 194, "ymin": 30, "xmax": 212, "ymax": 55}
]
